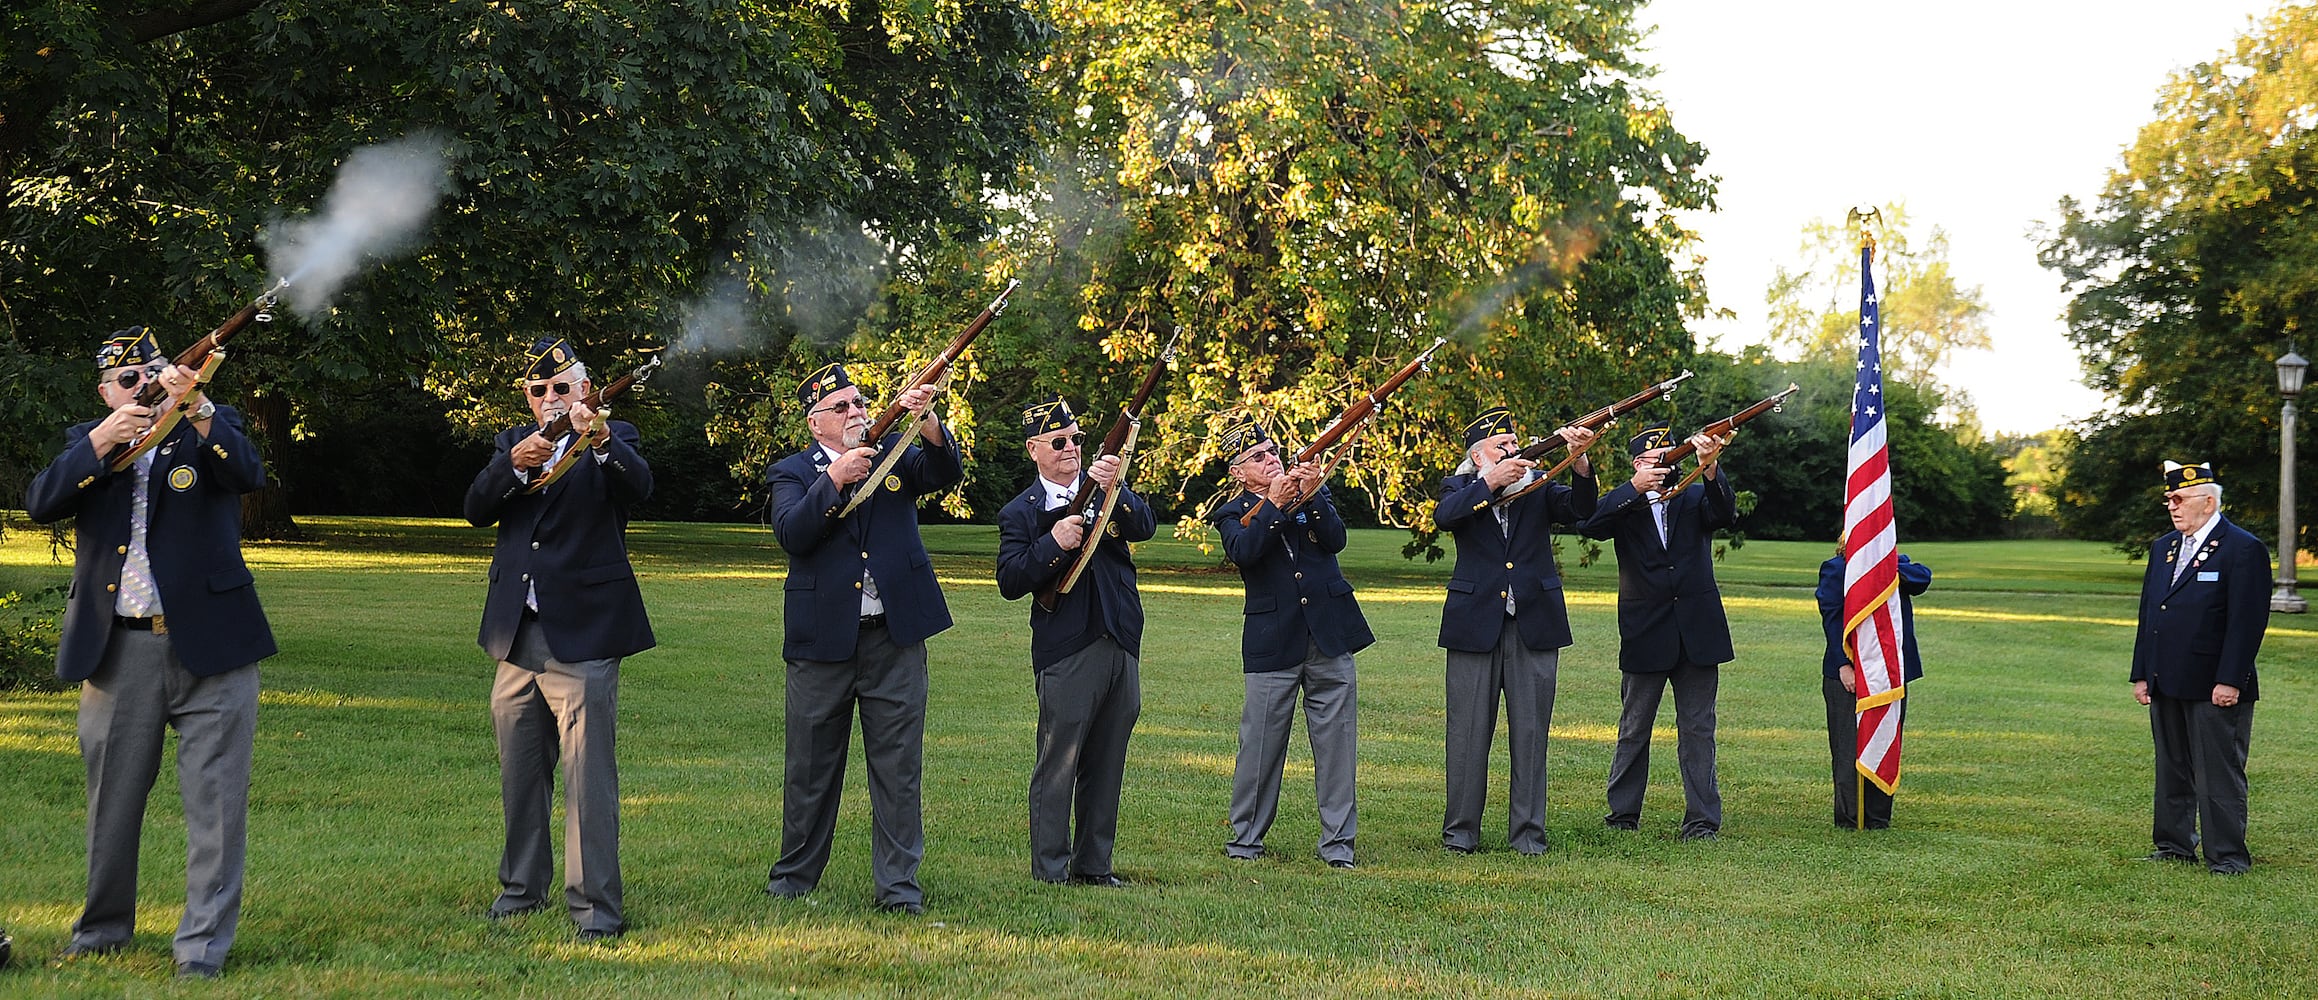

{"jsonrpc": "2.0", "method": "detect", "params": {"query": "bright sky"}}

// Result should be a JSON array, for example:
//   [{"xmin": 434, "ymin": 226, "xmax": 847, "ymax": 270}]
[{"xmin": 1638, "ymin": 0, "xmax": 2284, "ymax": 435}]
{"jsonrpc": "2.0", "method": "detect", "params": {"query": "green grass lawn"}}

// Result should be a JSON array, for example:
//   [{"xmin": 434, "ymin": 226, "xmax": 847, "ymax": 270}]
[{"xmin": 3, "ymin": 518, "xmax": 2315, "ymax": 997}]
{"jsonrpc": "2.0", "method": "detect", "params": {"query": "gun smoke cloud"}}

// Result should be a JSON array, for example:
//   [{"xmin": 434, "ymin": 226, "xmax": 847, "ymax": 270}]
[
  {"xmin": 1451, "ymin": 220, "xmax": 1604, "ymax": 344},
  {"xmin": 261, "ymin": 132, "xmax": 450, "ymax": 316},
  {"xmin": 665, "ymin": 208, "xmax": 888, "ymax": 358}
]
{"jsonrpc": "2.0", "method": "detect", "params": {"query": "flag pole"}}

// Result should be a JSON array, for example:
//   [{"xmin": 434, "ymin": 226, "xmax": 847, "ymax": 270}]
[
  {"xmin": 1846, "ymin": 205, "xmax": 1883, "ymax": 834},
  {"xmin": 1857, "ymin": 771, "xmax": 1866, "ymax": 831}
]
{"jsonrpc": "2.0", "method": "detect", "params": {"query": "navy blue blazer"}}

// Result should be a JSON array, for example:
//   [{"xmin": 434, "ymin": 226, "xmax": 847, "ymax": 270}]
[
  {"xmin": 466, "ymin": 420, "xmax": 656, "ymax": 664},
  {"xmin": 1817, "ymin": 553, "xmax": 1931, "ymax": 681},
  {"xmin": 995, "ymin": 479, "xmax": 1156, "ymax": 669},
  {"xmin": 1211, "ymin": 486, "xmax": 1374, "ymax": 672},
  {"xmin": 766, "ymin": 428, "xmax": 963, "ymax": 661},
  {"xmin": 1434, "ymin": 469, "xmax": 1598, "ymax": 652},
  {"xmin": 26, "ymin": 406, "xmax": 276, "ymax": 681},
  {"xmin": 1578, "ymin": 471, "xmax": 1738, "ymax": 672},
  {"xmin": 2130, "ymin": 516, "xmax": 2269, "ymax": 703}
]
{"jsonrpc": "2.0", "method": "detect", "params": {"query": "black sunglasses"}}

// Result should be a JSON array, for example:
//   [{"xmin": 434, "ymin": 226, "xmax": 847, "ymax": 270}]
[
  {"xmin": 1231, "ymin": 444, "xmax": 1282, "ymax": 466},
  {"xmin": 527, "ymin": 381, "xmax": 577, "ymax": 398},
  {"xmin": 813, "ymin": 397, "xmax": 870, "ymax": 416},
  {"xmin": 1040, "ymin": 432, "xmax": 1086, "ymax": 452},
  {"xmin": 113, "ymin": 368, "xmax": 152, "ymax": 390}
]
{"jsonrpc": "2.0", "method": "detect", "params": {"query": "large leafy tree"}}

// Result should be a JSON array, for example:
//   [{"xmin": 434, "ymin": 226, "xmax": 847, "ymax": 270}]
[
  {"xmin": 4, "ymin": 1, "xmax": 1048, "ymax": 535},
  {"xmin": 954, "ymin": 0, "xmax": 1714, "ymax": 552},
  {"xmin": 2040, "ymin": 4, "xmax": 2317, "ymax": 557},
  {"xmin": 1764, "ymin": 202, "xmax": 1990, "ymax": 391}
]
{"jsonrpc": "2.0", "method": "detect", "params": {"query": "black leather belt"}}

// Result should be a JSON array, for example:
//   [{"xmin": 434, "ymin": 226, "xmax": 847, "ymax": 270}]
[
  {"xmin": 116, "ymin": 615, "xmax": 166, "ymax": 633},
  {"xmin": 859, "ymin": 614, "xmax": 887, "ymax": 630}
]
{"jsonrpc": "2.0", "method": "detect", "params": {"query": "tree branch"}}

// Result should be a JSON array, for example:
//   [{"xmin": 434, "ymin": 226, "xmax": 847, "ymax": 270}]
[{"xmin": 124, "ymin": 1, "xmax": 269, "ymax": 45}]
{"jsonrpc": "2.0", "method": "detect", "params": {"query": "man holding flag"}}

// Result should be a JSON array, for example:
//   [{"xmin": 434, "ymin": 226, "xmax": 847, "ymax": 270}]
[
  {"xmin": 1838, "ymin": 225, "xmax": 1914, "ymax": 825},
  {"xmin": 1817, "ymin": 550, "xmax": 1930, "ymax": 828}
]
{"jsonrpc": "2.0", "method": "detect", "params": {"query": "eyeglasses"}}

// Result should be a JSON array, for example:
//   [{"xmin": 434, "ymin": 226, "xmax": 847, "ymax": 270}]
[
  {"xmin": 112, "ymin": 368, "xmax": 154, "ymax": 390},
  {"xmin": 2162, "ymin": 493, "xmax": 2212, "ymax": 508},
  {"xmin": 1231, "ymin": 445, "xmax": 1282, "ymax": 466},
  {"xmin": 528, "ymin": 381, "xmax": 577, "ymax": 399},
  {"xmin": 1039, "ymin": 432, "xmax": 1086, "ymax": 452},
  {"xmin": 813, "ymin": 397, "xmax": 870, "ymax": 416}
]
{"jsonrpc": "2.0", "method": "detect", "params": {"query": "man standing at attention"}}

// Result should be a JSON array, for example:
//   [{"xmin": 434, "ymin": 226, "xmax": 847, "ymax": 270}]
[
  {"xmin": 1579, "ymin": 423, "xmax": 1735, "ymax": 841},
  {"xmin": 1211, "ymin": 421, "xmax": 1373, "ymax": 869},
  {"xmin": 2132, "ymin": 461, "xmax": 2269, "ymax": 875},
  {"xmin": 465, "ymin": 336, "xmax": 655, "ymax": 943},
  {"xmin": 994, "ymin": 395, "xmax": 1150, "ymax": 886},
  {"xmin": 1433, "ymin": 407, "xmax": 1597, "ymax": 855},
  {"xmin": 28, "ymin": 327, "xmax": 275, "ymax": 979},
  {"xmin": 765, "ymin": 363, "xmax": 957, "ymax": 913}
]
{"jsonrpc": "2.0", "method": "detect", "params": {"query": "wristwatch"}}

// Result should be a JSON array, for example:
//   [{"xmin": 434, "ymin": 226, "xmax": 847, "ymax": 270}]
[{"xmin": 191, "ymin": 399, "xmax": 217, "ymax": 422}]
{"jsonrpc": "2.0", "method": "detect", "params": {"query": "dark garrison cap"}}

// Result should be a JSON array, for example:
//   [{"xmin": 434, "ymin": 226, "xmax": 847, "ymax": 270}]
[
  {"xmin": 798, "ymin": 362, "xmax": 855, "ymax": 409},
  {"xmin": 96, "ymin": 327, "xmax": 163, "ymax": 371},
  {"xmin": 2162, "ymin": 460, "xmax": 2217, "ymax": 493},
  {"xmin": 1628, "ymin": 423, "xmax": 1674, "ymax": 456},
  {"xmin": 525, "ymin": 335, "xmax": 581, "ymax": 381},
  {"xmin": 1464, "ymin": 406, "xmax": 1516, "ymax": 449},
  {"xmin": 1021, "ymin": 394, "xmax": 1076, "ymax": 439},
  {"xmin": 1219, "ymin": 419, "xmax": 1273, "ymax": 461}
]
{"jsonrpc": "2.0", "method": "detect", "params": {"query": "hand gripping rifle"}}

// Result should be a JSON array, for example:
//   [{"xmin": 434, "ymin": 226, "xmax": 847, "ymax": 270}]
[
  {"xmin": 1036, "ymin": 328, "xmax": 1183, "ymax": 611},
  {"xmin": 522, "ymin": 354, "xmax": 666, "ymax": 492},
  {"xmin": 836, "ymin": 279, "xmax": 1019, "ymax": 518},
  {"xmin": 1495, "ymin": 370, "xmax": 1694, "ymax": 505},
  {"xmin": 1238, "ymin": 336, "xmax": 1448, "ymax": 526},
  {"xmin": 1654, "ymin": 383, "xmax": 1800, "ymax": 496},
  {"xmin": 104, "ymin": 278, "xmax": 290, "ymax": 471}
]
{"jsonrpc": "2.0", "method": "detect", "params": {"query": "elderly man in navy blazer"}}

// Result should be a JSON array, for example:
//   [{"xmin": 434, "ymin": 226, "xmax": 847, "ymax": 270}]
[
  {"xmin": 1579, "ymin": 423, "xmax": 1735, "ymax": 841},
  {"xmin": 1433, "ymin": 407, "xmax": 1599, "ymax": 855},
  {"xmin": 465, "ymin": 336, "xmax": 654, "ymax": 942},
  {"xmin": 765, "ymin": 362, "xmax": 958, "ymax": 914},
  {"xmin": 1210, "ymin": 420, "xmax": 1374, "ymax": 868},
  {"xmin": 2132, "ymin": 461, "xmax": 2270, "ymax": 875},
  {"xmin": 28, "ymin": 327, "xmax": 275, "ymax": 979},
  {"xmin": 995, "ymin": 395, "xmax": 1152, "ymax": 886}
]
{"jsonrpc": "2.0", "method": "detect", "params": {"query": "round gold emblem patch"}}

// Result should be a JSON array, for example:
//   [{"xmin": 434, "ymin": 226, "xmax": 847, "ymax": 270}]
[
  {"xmin": 167, "ymin": 466, "xmax": 197, "ymax": 491},
  {"xmin": 884, "ymin": 474, "xmax": 903, "ymax": 492}
]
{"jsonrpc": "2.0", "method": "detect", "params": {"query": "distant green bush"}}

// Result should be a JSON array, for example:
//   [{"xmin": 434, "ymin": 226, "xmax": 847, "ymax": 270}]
[{"xmin": 0, "ymin": 585, "xmax": 67, "ymax": 692}]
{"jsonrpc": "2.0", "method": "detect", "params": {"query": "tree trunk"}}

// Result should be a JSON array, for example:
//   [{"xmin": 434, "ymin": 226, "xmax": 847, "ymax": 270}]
[{"xmin": 238, "ymin": 388, "xmax": 306, "ymax": 541}]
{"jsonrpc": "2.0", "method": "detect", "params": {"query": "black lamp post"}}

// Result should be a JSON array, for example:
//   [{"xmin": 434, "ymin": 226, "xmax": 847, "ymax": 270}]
[{"xmin": 2274, "ymin": 350, "xmax": 2308, "ymax": 613}]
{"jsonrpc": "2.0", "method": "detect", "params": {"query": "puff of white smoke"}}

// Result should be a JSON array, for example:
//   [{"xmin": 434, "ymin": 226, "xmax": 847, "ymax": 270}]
[{"xmin": 262, "ymin": 131, "xmax": 450, "ymax": 316}]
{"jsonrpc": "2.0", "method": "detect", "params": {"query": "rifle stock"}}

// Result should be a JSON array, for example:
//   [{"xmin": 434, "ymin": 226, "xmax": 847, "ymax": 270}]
[
  {"xmin": 835, "ymin": 279, "xmax": 1019, "ymax": 518},
  {"xmin": 522, "ymin": 355, "xmax": 665, "ymax": 492}
]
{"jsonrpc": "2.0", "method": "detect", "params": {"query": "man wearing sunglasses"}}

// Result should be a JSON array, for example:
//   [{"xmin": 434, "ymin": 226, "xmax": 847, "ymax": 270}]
[
  {"xmin": 765, "ymin": 362, "xmax": 958, "ymax": 915},
  {"xmin": 2132, "ymin": 461, "xmax": 2269, "ymax": 875},
  {"xmin": 994, "ymin": 396, "xmax": 1152, "ymax": 886},
  {"xmin": 465, "ymin": 335, "xmax": 654, "ymax": 942},
  {"xmin": 27, "ymin": 326, "xmax": 274, "ymax": 980},
  {"xmin": 1433, "ymin": 407, "xmax": 1599, "ymax": 856},
  {"xmin": 1210, "ymin": 420, "xmax": 1373, "ymax": 869}
]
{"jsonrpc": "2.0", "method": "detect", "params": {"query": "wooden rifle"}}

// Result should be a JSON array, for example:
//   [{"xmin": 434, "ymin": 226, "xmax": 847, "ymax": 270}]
[
  {"xmin": 105, "ymin": 278, "xmax": 290, "ymax": 471},
  {"xmin": 836, "ymin": 279, "xmax": 1019, "ymax": 518},
  {"xmin": 1654, "ymin": 383, "xmax": 1800, "ymax": 496},
  {"xmin": 522, "ymin": 354, "xmax": 665, "ymax": 492},
  {"xmin": 1036, "ymin": 328, "xmax": 1182, "ymax": 611},
  {"xmin": 1494, "ymin": 370, "xmax": 1694, "ymax": 505},
  {"xmin": 1237, "ymin": 336, "xmax": 1447, "ymax": 526}
]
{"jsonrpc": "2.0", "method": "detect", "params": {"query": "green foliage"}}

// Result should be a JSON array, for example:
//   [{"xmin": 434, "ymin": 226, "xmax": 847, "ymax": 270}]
[
  {"xmin": 4, "ymin": 1, "xmax": 1052, "ymax": 527},
  {"xmin": 974, "ymin": 0, "xmax": 1713, "ymax": 539},
  {"xmin": 0, "ymin": 584, "xmax": 66, "ymax": 692},
  {"xmin": 1764, "ymin": 202, "xmax": 1991, "ymax": 392},
  {"xmin": 2040, "ymin": 5, "xmax": 2318, "ymax": 557}
]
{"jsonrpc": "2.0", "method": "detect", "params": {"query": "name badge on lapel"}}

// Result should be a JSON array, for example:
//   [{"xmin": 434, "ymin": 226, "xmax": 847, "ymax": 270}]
[{"xmin": 2197, "ymin": 571, "xmax": 2220, "ymax": 583}]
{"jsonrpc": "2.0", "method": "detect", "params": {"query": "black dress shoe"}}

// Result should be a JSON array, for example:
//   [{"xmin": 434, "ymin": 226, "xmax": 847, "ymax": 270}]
[
  {"xmin": 1, "ymin": 929, "xmax": 12, "ymax": 970},
  {"xmin": 2209, "ymin": 863, "xmax": 2251, "ymax": 876},
  {"xmin": 1070, "ymin": 873, "xmax": 1127, "ymax": 888},
  {"xmin": 58, "ymin": 939, "xmax": 124, "ymax": 960},
  {"xmin": 2140, "ymin": 850, "xmax": 2198, "ymax": 863},
  {"xmin": 576, "ymin": 927, "xmax": 624, "ymax": 944},
  {"xmin": 487, "ymin": 899, "xmax": 549, "ymax": 920},
  {"xmin": 1605, "ymin": 820, "xmax": 1639, "ymax": 832},
  {"xmin": 876, "ymin": 900, "xmax": 925, "ymax": 915},
  {"xmin": 176, "ymin": 961, "xmax": 222, "ymax": 980},
  {"xmin": 1443, "ymin": 843, "xmax": 1476, "ymax": 856},
  {"xmin": 1327, "ymin": 858, "xmax": 1356, "ymax": 870}
]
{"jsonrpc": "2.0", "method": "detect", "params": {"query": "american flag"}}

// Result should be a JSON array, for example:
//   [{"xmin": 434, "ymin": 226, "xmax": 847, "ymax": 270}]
[{"xmin": 1844, "ymin": 242, "xmax": 1906, "ymax": 794}]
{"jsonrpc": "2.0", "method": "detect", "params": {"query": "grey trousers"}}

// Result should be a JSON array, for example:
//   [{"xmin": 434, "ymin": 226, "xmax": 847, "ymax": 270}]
[
  {"xmin": 71, "ymin": 626, "xmax": 258, "ymax": 969},
  {"xmin": 1824, "ymin": 676, "xmax": 1899, "ymax": 829},
  {"xmin": 770, "ymin": 624, "xmax": 927, "ymax": 907},
  {"xmin": 1030, "ymin": 637, "xmax": 1141, "ymax": 881},
  {"xmin": 2150, "ymin": 693, "xmax": 2254, "ymax": 873},
  {"xmin": 1226, "ymin": 643, "xmax": 1357, "ymax": 864},
  {"xmin": 1444, "ymin": 619, "xmax": 1558, "ymax": 853},
  {"xmin": 1606, "ymin": 662, "xmax": 1721, "ymax": 836},
  {"xmin": 493, "ymin": 619, "xmax": 624, "ymax": 933}
]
